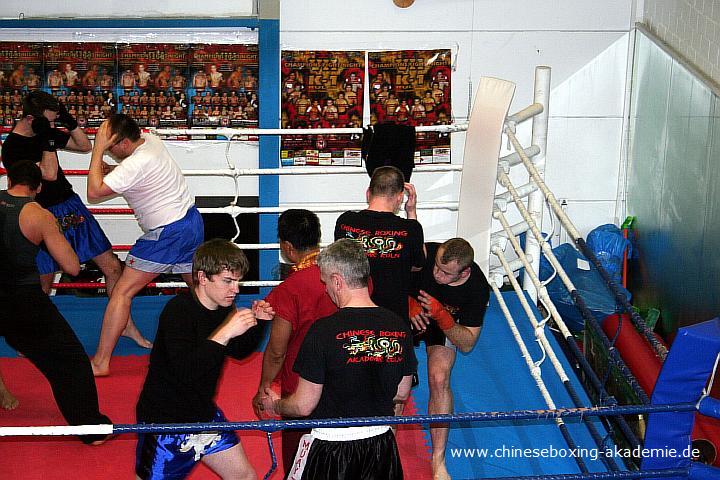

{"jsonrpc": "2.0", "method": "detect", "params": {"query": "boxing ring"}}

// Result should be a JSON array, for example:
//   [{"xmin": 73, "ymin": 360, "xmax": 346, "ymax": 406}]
[{"xmin": 2, "ymin": 65, "xmax": 720, "ymax": 480}]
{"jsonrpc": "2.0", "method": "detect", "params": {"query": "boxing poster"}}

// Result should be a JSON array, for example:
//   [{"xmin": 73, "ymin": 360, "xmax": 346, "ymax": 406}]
[
  {"xmin": 117, "ymin": 43, "xmax": 191, "ymax": 128},
  {"xmin": 368, "ymin": 49, "xmax": 452, "ymax": 164},
  {"xmin": 0, "ymin": 42, "xmax": 43, "ymax": 129},
  {"xmin": 280, "ymin": 50, "xmax": 365, "ymax": 166},
  {"xmin": 44, "ymin": 42, "xmax": 117, "ymax": 130},
  {"xmin": 189, "ymin": 44, "xmax": 259, "ymax": 129}
]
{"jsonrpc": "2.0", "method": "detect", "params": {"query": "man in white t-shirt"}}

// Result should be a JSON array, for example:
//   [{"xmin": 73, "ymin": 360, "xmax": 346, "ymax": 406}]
[{"xmin": 87, "ymin": 114, "xmax": 204, "ymax": 376}]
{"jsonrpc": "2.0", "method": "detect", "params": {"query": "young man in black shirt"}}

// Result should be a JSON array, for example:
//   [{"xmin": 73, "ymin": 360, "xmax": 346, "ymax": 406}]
[
  {"xmin": 261, "ymin": 239, "xmax": 416, "ymax": 480},
  {"xmin": 135, "ymin": 239, "xmax": 273, "ymax": 479},
  {"xmin": 334, "ymin": 165, "xmax": 425, "ymax": 321},
  {"xmin": 1, "ymin": 90, "xmax": 151, "ymax": 349},
  {"xmin": 409, "ymin": 238, "xmax": 490, "ymax": 480}
]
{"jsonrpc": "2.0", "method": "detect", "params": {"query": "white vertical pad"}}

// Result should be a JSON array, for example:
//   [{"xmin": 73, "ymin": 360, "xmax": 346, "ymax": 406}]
[{"xmin": 457, "ymin": 77, "xmax": 516, "ymax": 276}]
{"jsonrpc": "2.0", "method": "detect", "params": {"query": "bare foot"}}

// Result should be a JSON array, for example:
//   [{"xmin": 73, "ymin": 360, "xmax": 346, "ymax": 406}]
[
  {"xmin": 91, "ymin": 360, "xmax": 110, "ymax": 377},
  {"xmin": 121, "ymin": 320, "xmax": 153, "ymax": 349},
  {"xmin": 0, "ymin": 388, "xmax": 19, "ymax": 410},
  {"xmin": 432, "ymin": 461, "xmax": 452, "ymax": 480},
  {"xmin": 90, "ymin": 434, "xmax": 115, "ymax": 446}
]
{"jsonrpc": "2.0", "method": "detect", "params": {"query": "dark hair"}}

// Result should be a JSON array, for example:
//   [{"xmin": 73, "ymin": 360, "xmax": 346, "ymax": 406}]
[
  {"xmin": 278, "ymin": 209, "xmax": 321, "ymax": 251},
  {"xmin": 7, "ymin": 160, "xmax": 42, "ymax": 190},
  {"xmin": 368, "ymin": 166, "xmax": 404, "ymax": 197},
  {"xmin": 107, "ymin": 113, "xmax": 141, "ymax": 143},
  {"xmin": 192, "ymin": 238, "xmax": 250, "ymax": 284},
  {"xmin": 440, "ymin": 238, "xmax": 474, "ymax": 271},
  {"xmin": 317, "ymin": 238, "xmax": 369, "ymax": 289},
  {"xmin": 22, "ymin": 90, "xmax": 60, "ymax": 118}
]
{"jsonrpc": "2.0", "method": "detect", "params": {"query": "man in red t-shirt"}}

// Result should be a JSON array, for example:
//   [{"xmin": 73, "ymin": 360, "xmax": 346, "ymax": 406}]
[{"xmin": 252, "ymin": 209, "xmax": 337, "ymax": 474}]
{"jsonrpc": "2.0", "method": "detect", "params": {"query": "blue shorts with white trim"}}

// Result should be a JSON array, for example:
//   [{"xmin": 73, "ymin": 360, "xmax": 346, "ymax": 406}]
[{"xmin": 126, "ymin": 206, "xmax": 204, "ymax": 275}]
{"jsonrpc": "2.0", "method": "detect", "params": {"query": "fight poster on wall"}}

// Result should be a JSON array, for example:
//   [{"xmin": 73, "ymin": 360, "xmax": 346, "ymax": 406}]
[
  {"xmin": 190, "ymin": 44, "xmax": 259, "ymax": 129},
  {"xmin": 280, "ymin": 50, "xmax": 365, "ymax": 166},
  {"xmin": 0, "ymin": 42, "xmax": 43, "ymax": 128},
  {"xmin": 368, "ymin": 49, "xmax": 452, "ymax": 164},
  {"xmin": 117, "ymin": 43, "xmax": 191, "ymax": 128},
  {"xmin": 45, "ymin": 42, "xmax": 117, "ymax": 129}
]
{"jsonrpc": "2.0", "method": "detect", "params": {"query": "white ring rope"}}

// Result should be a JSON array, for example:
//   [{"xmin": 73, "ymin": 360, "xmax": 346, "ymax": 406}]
[
  {"xmin": 89, "ymin": 202, "xmax": 459, "ymax": 215},
  {"xmin": 174, "ymin": 165, "xmax": 463, "ymax": 176},
  {"xmin": 504, "ymin": 127, "xmax": 582, "ymax": 242},
  {"xmin": 492, "ymin": 185, "xmax": 577, "ymax": 342},
  {"xmin": 153, "ymin": 123, "xmax": 470, "ymax": 137},
  {"xmin": 493, "ymin": 246, "xmax": 570, "ymax": 384},
  {"xmin": 0, "ymin": 424, "xmax": 114, "ymax": 438},
  {"xmin": 489, "ymin": 281, "xmax": 566, "ymax": 430}
]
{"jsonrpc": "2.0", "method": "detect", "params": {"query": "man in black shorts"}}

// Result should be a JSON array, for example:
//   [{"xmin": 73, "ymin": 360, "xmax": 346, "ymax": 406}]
[
  {"xmin": 334, "ymin": 165, "xmax": 425, "ymax": 322},
  {"xmin": 409, "ymin": 238, "xmax": 490, "ymax": 480},
  {"xmin": 260, "ymin": 239, "xmax": 416, "ymax": 480},
  {"xmin": 0, "ymin": 161, "xmax": 111, "ymax": 444},
  {"xmin": 1, "ymin": 90, "xmax": 150, "ymax": 349}
]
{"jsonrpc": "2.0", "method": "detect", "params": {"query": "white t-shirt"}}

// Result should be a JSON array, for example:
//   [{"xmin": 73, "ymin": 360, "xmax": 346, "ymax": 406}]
[{"xmin": 104, "ymin": 133, "xmax": 193, "ymax": 233}]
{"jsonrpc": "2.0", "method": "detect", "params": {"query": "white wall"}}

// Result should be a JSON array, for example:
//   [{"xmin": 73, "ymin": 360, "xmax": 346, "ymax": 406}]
[
  {"xmin": 0, "ymin": 0, "xmax": 641, "ymax": 263},
  {"xmin": 281, "ymin": 0, "xmax": 637, "ymax": 247},
  {"xmin": 0, "ymin": 1, "xmax": 254, "ymax": 19}
]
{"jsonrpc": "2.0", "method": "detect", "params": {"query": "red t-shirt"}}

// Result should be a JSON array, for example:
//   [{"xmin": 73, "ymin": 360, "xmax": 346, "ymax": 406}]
[{"xmin": 265, "ymin": 264, "xmax": 337, "ymax": 395}]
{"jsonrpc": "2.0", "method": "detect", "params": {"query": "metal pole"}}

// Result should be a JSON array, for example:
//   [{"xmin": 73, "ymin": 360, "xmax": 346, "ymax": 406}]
[{"xmin": 522, "ymin": 66, "xmax": 551, "ymax": 302}]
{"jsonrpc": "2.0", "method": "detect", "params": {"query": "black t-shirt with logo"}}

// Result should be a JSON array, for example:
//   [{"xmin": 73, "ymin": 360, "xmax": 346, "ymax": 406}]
[
  {"xmin": 412, "ymin": 242, "xmax": 490, "ymax": 328},
  {"xmin": 1, "ymin": 130, "xmax": 72, "ymax": 208},
  {"xmin": 335, "ymin": 210, "xmax": 424, "ymax": 320},
  {"xmin": 293, "ymin": 306, "xmax": 417, "ymax": 419}
]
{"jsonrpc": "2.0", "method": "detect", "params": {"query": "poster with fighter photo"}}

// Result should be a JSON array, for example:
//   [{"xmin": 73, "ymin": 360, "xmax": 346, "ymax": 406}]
[
  {"xmin": 0, "ymin": 42, "xmax": 43, "ymax": 129},
  {"xmin": 189, "ymin": 44, "xmax": 259, "ymax": 130},
  {"xmin": 118, "ymin": 43, "xmax": 191, "ymax": 128},
  {"xmin": 280, "ymin": 50, "xmax": 364, "ymax": 166},
  {"xmin": 44, "ymin": 42, "xmax": 117, "ymax": 130},
  {"xmin": 368, "ymin": 49, "xmax": 452, "ymax": 164}
]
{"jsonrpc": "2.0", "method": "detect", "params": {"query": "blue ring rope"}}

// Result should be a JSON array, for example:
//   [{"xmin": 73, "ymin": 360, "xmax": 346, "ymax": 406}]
[
  {"xmin": 111, "ymin": 402, "xmax": 698, "ymax": 435},
  {"xmin": 481, "ymin": 468, "xmax": 688, "ymax": 479},
  {"xmin": 561, "ymin": 378, "xmax": 620, "ymax": 471},
  {"xmin": 551, "ymin": 309, "xmax": 642, "ymax": 449},
  {"xmin": 558, "ymin": 420, "xmax": 590, "ymax": 474},
  {"xmin": 6, "ymin": 402, "xmax": 701, "ymax": 479}
]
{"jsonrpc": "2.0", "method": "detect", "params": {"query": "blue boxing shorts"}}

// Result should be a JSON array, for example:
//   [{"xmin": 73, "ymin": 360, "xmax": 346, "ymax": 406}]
[
  {"xmin": 126, "ymin": 206, "xmax": 204, "ymax": 274},
  {"xmin": 135, "ymin": 409, "xmax": 239, "ymax": 480},
  {"xmin": 36, "ymin": 193, "xmax": 113, "ymax": 275}
]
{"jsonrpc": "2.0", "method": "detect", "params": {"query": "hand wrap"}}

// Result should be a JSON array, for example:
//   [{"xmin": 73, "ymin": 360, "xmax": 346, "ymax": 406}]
[{"xmin": 425, "ymin": 294, "xmax": 455, "ymax": 330}]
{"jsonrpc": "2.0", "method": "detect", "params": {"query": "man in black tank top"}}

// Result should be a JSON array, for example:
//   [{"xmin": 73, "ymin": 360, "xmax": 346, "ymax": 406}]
[{"xmin": 0, "ymin": 161, "xmax": 111, "ymax": 444}]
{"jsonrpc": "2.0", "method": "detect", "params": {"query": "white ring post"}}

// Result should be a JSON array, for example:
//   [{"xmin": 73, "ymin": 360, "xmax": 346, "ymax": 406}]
[{"xmin": 522, "ymin": 66, "xmax": 551, "ymax": 302}]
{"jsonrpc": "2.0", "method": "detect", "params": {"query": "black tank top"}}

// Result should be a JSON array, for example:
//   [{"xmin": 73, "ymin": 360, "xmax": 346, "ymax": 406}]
[{"xmin": 0, "ymin": 191, "xmax": 40, "ymax": 286}]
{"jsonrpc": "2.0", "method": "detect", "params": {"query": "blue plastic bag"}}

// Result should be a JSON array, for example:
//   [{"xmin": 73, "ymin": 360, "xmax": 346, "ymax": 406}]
[
  {"xmin": 586, "ymin": 224, "xmax": 631, "ymax": 285},
  {"xmin": 540, "ymin": 243, "xmax": 631, "ymax": 334}
]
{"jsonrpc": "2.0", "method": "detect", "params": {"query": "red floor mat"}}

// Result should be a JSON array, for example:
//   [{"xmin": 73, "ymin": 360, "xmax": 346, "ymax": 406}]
[{"xmin": 0, "ymin": 355, "xmax": 431, "ymax": 479}]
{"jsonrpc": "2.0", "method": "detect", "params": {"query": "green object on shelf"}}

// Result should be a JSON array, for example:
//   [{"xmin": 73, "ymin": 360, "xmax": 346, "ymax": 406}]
[
  {"xmin": 621, "ymin": 216, "xmax": 636, "ymax": 229},
  {"xmin": 645, "ymin": 308, "xmax": 660, "ymax": 331}
]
